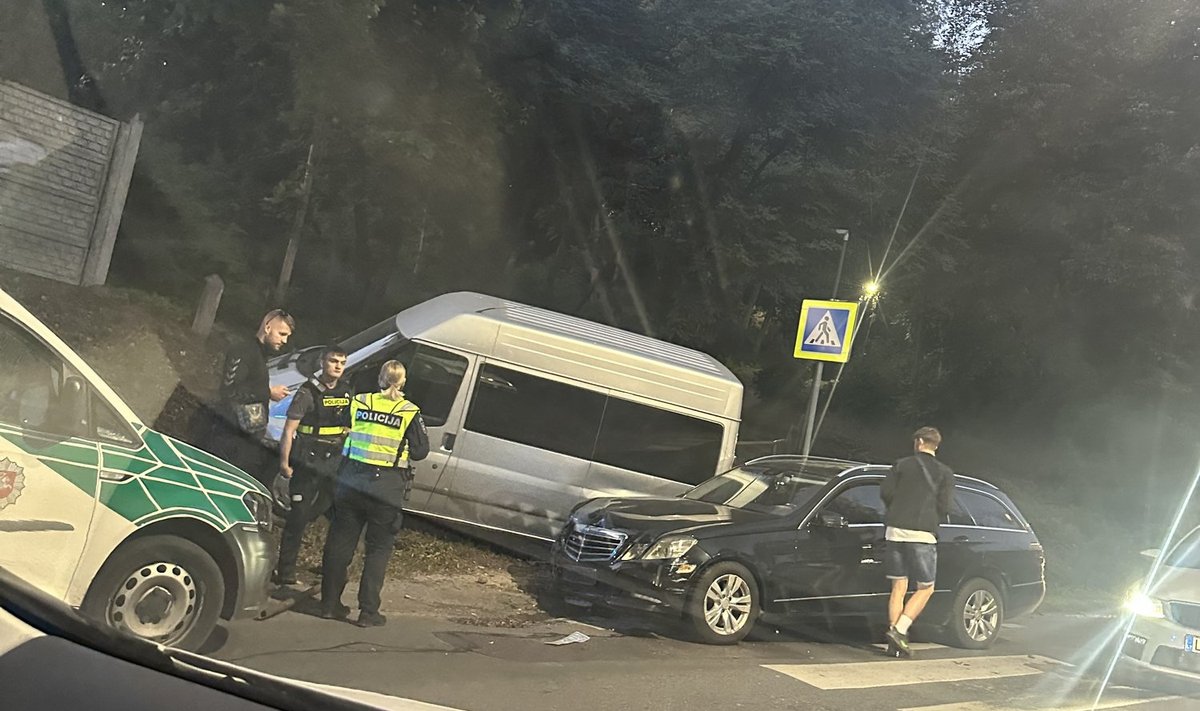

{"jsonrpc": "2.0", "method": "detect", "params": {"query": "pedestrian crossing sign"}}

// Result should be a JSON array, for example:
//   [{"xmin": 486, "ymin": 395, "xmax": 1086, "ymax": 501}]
[{"xmin": 794, "ymin": 299, "xmax": 859, "ymax": 363}]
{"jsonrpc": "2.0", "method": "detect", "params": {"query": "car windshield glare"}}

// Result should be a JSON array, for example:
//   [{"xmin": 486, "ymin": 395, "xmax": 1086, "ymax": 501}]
[
  {"xmin": 683, "ymin": 466, "xmax": 832, "ymax": 514},
  {"xmin": 1166, "ymin": 528, "xmax": 1200, "ymax": 570}
]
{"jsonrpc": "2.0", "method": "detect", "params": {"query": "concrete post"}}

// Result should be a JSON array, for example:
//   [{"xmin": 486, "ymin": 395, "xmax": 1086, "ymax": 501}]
[
  {"xmin": 192, "ymin": 274, "xmax": 224, "ymax": 338},
  {"xmin": 82, "ymin": 113, "xmax": 142, "ymax": 286}
]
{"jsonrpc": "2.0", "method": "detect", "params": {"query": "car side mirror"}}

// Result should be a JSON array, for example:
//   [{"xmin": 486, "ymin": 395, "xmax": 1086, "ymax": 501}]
[
  {"xmin": 815, "ymin": 511, "xmax": 848, "ymax": 529},
  {"xmin": 1140, "ymin": 548, "xmax": 1161, "ymax": 560},
  {"xmin": 60, "ymin": 375, "xmax": 89, "ymax": 435}
]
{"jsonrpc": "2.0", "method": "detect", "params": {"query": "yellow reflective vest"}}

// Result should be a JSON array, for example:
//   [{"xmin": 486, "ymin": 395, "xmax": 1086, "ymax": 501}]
[{"xmin": 344, "ymin": 392, "xmax": 420, "ymax": 467}]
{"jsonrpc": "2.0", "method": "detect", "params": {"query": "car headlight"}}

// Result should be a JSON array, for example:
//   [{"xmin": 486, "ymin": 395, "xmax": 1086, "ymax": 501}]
[
  {"xmin": 1123, "ymin": 588, "xmax": 1165, "ymax": 618},
  {"xmin": 640, "ymin": 535, "xmax": 698, "ymax": 561},
  {"xmin": 243, "ymin": 491, "xmax": 272, "ymax": 530}
]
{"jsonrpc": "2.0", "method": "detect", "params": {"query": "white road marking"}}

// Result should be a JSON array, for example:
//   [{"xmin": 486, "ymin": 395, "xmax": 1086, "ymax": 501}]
[
  {"xmin": 897, "ymin": 692, "xmax": 1180, "ymax": 711},
  {"xmin": 763, "ymin": 655, "xmax": 1060, "ymax": 690}
]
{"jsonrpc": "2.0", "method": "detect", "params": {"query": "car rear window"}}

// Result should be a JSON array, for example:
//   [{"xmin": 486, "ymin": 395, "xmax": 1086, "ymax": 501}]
[{"xmin": 959, "ymin": 490, "xmax": 1025, "ymax": 530}]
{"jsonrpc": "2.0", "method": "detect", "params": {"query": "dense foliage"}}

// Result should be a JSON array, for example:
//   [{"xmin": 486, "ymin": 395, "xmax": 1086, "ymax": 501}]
[{"xmin": 29, "ymin": 0, "xmax": 1200, "ymax": 508}]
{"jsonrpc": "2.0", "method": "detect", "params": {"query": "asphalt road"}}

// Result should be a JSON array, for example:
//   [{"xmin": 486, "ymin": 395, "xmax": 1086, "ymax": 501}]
[{"xmin": 210, "ymin": 605, "xmax": 1199, "ymax": 711}]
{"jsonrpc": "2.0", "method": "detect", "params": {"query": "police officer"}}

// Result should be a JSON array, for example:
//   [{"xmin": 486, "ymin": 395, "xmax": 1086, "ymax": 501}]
[
  {"xmin": 320, "ymin": 360, "xmax": 429, "ymax": 627},
  {"xmin": 273, "ymin": 345, "xmax": 351, "ymax": 586}
]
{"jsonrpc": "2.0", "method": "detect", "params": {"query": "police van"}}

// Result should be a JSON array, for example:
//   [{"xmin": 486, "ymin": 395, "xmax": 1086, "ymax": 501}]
[
  {"xmin": 267, "ymin": 292, "xmax": 744, "ymax": 543},
  {"xmin": 0, "ymin": 286, "xmax": 273, "ymax": 650}
]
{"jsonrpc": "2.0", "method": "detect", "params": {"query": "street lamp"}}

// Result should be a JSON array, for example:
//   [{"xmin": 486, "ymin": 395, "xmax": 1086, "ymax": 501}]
[{"xmin": 862, "ymin": 279, "xmax": 881, "ymax": 300}]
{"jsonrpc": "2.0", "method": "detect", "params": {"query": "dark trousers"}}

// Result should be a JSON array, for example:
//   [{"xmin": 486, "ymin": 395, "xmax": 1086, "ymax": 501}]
[
  {"xmin": 320, "ymin": 459, "xmax": 410, "ymax": 615},
  {"xmin": 276, "ymin": 461, "xmax": 337, "ymax": 579},
  {"xmin": 209, "ymin": 419, "xmax": 273, "ymax": 487}
]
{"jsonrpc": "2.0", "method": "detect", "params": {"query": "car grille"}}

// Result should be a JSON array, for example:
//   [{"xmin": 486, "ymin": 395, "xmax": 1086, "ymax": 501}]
[
  {"xmin": 1166, "ymin": 601, "xmax": 1200, "ymax": 631},
  {"xmin": 562, "ymin": 524, "xmax": 627, "ymax": 563}
]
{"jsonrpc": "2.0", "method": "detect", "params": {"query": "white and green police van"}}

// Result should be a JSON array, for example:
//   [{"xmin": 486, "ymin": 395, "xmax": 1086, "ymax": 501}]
[{"xmin": 0, "ymin": 286, "xmax": 273, "ymax": 650}]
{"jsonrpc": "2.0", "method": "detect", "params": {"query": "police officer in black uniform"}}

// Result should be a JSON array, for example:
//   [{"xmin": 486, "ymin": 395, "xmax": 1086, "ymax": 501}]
[{"xmin": 273, "ymin": 346, "xmax": 351, "ymax": 585}]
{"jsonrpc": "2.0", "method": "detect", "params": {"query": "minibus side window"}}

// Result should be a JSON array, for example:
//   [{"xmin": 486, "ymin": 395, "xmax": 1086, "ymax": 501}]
[
  {"xmin": 402, "ymin": 345, "xmax": 467, "ymax": 427},
  {"xmin": 464, "ymin": 364, "xmax": 605, "ymax": 460},
  {"xmin": 593, "ymin": 397, "xmax": 724, "ymax": 485},
  {"xmin": 349, "ymin": 342, "xmax": 466, "ymax": 428}
]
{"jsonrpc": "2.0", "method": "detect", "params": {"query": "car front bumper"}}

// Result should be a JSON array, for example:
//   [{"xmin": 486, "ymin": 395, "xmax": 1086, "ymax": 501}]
[
  {"xmin": 1114, "ymin": 615, "xmax": 1200, "ymax": 692},
  {"xmin": 549, "ymin": 543, "xmax": 702, "ymax": 615},
  {"xmin": 225, "ymin": 524, "xmax": 275, "ymax": 620}
]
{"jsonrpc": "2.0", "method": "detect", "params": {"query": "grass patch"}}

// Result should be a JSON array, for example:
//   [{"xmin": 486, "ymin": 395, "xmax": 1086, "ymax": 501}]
[{"xmin": 279, "ymin": 516, "xmax": 528, "ymax": 582}]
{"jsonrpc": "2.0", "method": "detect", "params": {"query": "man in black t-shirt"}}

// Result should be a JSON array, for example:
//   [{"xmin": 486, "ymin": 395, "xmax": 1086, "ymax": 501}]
[
  {"xmin": 210, "ymin": 309, "xmax": 294, "ymax": 485},
  {"xmin": 880, "ymin": 426, "xmax": 956, "ymax": 657}
]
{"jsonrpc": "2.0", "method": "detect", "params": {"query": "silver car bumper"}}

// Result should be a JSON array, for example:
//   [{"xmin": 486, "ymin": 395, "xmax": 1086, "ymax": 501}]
[
  {"xmin": 224, "ymin": 525, "xmax": 274, "ymax": 619},
  {"xmin": 1115, "ymin": 615, "xmax": 1200, "ymax": 691}
]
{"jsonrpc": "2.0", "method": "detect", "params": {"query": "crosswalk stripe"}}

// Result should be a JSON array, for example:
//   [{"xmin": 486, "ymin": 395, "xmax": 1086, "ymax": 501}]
[
  {"xmin": 763, "ymin": 655, "xmax": 1059, "ymax": 690},
  {"xmin": 897, "ymin": 693, "xmax": 1180, "ymax": 711}
]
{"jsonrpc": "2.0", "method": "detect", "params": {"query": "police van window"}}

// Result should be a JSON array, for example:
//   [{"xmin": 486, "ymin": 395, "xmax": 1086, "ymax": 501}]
[
  {"xmin": 91, "ymin": 395, "xmax": 139, "ymax": 446},
  {"xmin": 946, "ymin": 493, "xmax": 976, "ymax": 526},
  {"xmin": 960, "ymin": 490, "xmax": 1024, "ymax": 530},
  {"xmin": 0, "ymin": 315, "xmax": 67, "ymax": 435},
  {"xmin": 400, "ymin": 345, "xmax": 467, "ymax": 428},
  {"xmin": 464, "ymin": 364, "xmax": 605, "ymax": 460},
  {"xmin": 592, "ymin": 397, "xmax": 723, "ymax": 484},
  {"xmin": 823, "ymin": 482, "xmax": 886, "ymax": 525}
]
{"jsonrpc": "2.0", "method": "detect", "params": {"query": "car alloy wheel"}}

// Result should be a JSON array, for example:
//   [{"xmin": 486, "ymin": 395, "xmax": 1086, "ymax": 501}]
[
  {"xmin": 962, "ymin": 588, "xmax": 1000, "ymax": 642},
  {"xmin": 703, "ymin": 573, "xmax": 753, "ymax": 636},
  {"xmin": 946, "ymin": 577, "xmax": 1004, "ymax": 649}
]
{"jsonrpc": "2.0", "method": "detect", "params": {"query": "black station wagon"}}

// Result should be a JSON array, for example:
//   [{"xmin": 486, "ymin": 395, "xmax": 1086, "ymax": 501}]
[{"xmin": 551, "ymin": 455, "xmax": 1045, "ymax": 646}]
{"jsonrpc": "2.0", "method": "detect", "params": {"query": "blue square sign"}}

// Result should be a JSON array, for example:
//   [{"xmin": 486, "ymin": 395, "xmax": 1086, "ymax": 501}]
[{"xmin": 794, "ymin": 299, "xmax": 859, "ymax": 363}]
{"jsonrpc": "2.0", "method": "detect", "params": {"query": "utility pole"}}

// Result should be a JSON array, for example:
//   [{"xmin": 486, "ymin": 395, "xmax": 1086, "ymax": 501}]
[
  {"xmin": 273, "ymin": 143, "xmax": 315, "ymax": 305},
  {"xmin": 801, "ymin": 228, "xmax": 850, "ymax": 458}
]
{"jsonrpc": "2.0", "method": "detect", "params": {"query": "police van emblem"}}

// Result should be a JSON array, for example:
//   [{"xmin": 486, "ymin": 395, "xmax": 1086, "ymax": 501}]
[{"xmin": 0, "ymin": 458, "xmax": 27, "ymax": 510}]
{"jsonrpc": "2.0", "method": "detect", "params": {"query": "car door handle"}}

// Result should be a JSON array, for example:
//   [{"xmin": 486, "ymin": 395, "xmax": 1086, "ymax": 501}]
[{"xmin": 442, "ymin": 433, "xmax": 456, "ymax": 451}]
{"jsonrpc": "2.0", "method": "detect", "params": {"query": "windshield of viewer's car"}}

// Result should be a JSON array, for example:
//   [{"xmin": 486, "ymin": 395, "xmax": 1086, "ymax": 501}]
[{"xmin": 5, "ymin": 2, "xmax": 1200, "ymax": 710}]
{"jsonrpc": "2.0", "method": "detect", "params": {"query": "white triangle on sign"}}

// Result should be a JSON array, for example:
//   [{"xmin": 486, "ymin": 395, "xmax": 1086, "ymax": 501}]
[{"xmin": 804, "ymin": 311, "xmax": 841, "ymax": 348}]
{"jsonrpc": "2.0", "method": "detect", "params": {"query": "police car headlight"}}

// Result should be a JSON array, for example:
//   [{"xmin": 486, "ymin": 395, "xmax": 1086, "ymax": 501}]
[
  {"xmin": 243, "ymin": 491, "xmax": 273, "ymax": 530},
  {"xmin": 641, "ymin": 536, "xmax": 698, "ymax": 560}
]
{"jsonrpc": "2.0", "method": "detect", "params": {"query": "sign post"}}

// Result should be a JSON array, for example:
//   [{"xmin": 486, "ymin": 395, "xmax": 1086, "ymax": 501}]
[{"xmin": 794, "ymin": 299, "xmax": 860, "ymax": 456}]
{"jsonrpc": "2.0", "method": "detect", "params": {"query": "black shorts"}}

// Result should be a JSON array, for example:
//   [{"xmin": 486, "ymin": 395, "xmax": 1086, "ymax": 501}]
[{"xmin": 884, "ymin": 541, "xmax": 938, "ymax": 588}]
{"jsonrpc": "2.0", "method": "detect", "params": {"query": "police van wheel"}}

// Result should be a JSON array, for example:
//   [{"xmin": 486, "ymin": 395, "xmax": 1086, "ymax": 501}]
[{"xmin": 82, "ymin": 536, "xmax": 225, "ymax": 651}]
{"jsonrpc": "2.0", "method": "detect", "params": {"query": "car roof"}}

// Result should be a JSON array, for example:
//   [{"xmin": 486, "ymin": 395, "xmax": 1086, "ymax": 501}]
[{"xmin": 744, "ymin": 453, "xmax": 1002, "ymax": 491}]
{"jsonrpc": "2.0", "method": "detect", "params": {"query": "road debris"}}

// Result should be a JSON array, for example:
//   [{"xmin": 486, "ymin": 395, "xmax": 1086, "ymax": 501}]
[{"xmin": 545, "ymin": 631, "xmax": 590, "ymax": 646}]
